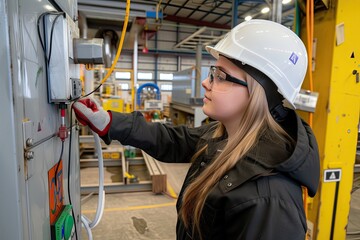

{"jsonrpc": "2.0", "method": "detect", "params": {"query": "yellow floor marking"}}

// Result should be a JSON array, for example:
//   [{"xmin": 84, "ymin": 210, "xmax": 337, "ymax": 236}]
[
  {"xmin": 166, "ymin": 182, "xmax": 178, "ymax": 199},
  {"xmin": 82, "ymin": 201, "xmax": 176, "ymax": 214}
]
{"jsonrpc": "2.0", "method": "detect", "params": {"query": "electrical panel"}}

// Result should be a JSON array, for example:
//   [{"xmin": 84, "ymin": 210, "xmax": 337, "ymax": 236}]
[
  {"xmin": 50, "ymin": 0, "xmax": 78, "ymax": 20},
  {"xmin": 44, "ymin": 13, "xmax": 81, "ymax": 103}
]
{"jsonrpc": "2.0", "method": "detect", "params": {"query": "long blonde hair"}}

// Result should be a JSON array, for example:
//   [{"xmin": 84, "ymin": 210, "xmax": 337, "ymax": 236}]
[{"xmin": 179, "ymin": 75, "xmax": 294, "ymax": 238}]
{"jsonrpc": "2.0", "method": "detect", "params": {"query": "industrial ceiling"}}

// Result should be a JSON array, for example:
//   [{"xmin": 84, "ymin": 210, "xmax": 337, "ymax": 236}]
[
  {"xmin": 78, "ymin": 0, "xmax": 297, "ymax": 30},
  {"xmin": 77, "ymin": 1, "xmax": 327, "ymax": 51}
]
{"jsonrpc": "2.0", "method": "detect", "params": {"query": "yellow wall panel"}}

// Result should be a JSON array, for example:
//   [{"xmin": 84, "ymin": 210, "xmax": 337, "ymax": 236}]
[
  {"xmin": 300, "ymin": 5, "xmax": 337, "ymax": 236},
  {"xmin": 302, "ymin": 1, "xmax": 360, "ymax": 239}
]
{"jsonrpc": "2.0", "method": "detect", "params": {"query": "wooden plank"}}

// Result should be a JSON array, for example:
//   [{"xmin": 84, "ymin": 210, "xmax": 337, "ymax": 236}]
[{"xmin": 142, "ymin": 151, "xmax": 167, "ymax": 194}]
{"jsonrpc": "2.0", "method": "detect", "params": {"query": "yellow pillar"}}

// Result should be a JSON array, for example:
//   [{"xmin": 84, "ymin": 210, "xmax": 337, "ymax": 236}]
[{"xmin": 300, "ymin": 1, "xmax": 360, "ymax": 239}]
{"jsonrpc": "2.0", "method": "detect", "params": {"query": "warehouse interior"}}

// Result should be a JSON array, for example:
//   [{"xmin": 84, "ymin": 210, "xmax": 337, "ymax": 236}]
[{"xmin": 0, "ymin": 0, "xmax": 359, "ymax": 239}]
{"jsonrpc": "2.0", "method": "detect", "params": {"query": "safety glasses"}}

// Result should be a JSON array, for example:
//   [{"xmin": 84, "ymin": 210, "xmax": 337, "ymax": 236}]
[{"xmin": 208, "ymin": 66, "xmax": 248, "ymax": 93}]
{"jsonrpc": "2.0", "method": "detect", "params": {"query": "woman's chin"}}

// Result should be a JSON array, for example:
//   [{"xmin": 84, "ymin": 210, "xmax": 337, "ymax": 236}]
[{"xmin": 202, "ymin": 107, "xmax": 215, "ymax": 120}]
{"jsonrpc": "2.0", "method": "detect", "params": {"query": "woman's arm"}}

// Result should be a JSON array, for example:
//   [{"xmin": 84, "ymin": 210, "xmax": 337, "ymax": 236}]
[{"xmin": 102, "ymin": 111, "xmax": 210, "ymax": 163}]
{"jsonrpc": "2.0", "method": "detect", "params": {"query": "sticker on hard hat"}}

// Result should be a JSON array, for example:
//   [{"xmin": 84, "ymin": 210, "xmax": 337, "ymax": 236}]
[{"xmin": 289, "ymin": 52, "xmax": 299, "ymax": 65}]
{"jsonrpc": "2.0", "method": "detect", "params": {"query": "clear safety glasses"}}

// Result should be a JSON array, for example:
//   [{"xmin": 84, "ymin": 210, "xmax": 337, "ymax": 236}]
[{"xmin": 208, "ymin": 66, "xmax": 248, "ymax": 93}]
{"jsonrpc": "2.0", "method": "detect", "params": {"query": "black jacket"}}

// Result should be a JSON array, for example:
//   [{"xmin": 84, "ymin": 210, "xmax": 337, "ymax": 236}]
[{"xmin": 103, "ymin": 109, "xmax": 320, "ymax": 240}]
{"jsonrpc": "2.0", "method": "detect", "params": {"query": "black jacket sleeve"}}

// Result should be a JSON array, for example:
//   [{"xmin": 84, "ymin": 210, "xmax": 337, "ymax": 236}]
[{"xmin": 102, "ymin": 111, "xmax": 209, "ymax": 163}]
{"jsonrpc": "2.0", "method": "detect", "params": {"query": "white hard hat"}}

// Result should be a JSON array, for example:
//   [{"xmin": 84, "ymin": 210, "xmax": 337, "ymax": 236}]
[{"xmin": 206, "ymin": 19, "xmax": 308, "ymax": 108}]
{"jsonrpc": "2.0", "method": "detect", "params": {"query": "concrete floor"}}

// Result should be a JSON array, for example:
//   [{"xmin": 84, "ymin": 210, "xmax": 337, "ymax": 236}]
[
  {"xmin": 79, "ymin": 163, "xmax": 360, "ymax": 240},
  {"xmin": 80, "ymin": 192, "xmax": 177, "ymax": 240},
  {"xmin": 80, "ymin": 162, "xmax": 189, "ymax": 240}
]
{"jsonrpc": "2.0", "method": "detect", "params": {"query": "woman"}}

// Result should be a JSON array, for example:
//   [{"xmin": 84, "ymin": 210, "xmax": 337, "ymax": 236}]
[{"xmin": 73, "ymin": 20, "xmax": 320, "ymax": 240}]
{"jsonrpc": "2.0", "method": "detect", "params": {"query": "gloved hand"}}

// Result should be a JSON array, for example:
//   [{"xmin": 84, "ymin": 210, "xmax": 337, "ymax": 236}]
[{"xmin": 73, "ymin": 98, "xmax": 112, "ymax": 136}]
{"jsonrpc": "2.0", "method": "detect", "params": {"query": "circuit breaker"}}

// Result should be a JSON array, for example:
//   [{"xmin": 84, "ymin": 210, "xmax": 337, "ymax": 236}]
[{"xmin": 44, "ymin": 13, "xmax": 81, "ymax": 103}]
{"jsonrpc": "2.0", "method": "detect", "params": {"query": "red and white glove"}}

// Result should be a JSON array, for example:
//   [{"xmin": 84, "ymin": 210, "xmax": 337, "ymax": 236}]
[{"xmin": 73, "ymin": 98, "xmax": 112, "ymax": 136}]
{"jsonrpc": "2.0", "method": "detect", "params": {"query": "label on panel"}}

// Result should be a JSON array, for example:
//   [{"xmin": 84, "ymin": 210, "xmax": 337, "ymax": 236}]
[
  {"xmin": 324, "ymin": 169, "xmax": 341, "ymax": 182},
  {"xmin": 48, "ymin": 160, "xmax": 64, "ymax": 224}
]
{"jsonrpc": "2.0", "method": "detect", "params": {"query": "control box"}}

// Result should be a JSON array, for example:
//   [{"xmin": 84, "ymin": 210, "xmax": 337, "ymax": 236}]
[{"xmin": 44, "ymin": 13, "xmax": 81, "ymax": 103}]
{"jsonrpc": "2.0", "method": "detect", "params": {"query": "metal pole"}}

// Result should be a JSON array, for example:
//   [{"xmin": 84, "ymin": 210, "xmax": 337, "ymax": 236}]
[
  {"xmin": 176, "ymin": 24, "xmax": 181, "ymax": 71},
  {"xmin": 195, "ymin": 43, "xmax": 202, "ymax": 98},
  {"xmin": 78, "ymin": 12, "xmax": 88, "ymax": 39},
  {"xmin": 133, "ymin": 27, "xmax": 138, "ymax": 110},
  {"xmin": 154, "ymin": 32, "xmax": 158, "ymax": 85},
  {"xmin": 84, "ymin": 66, "xmax": 94, "ymax": 95},
  {"xmin": 177, "ymin": 56, "xmax": 181, "ymax": 71},
  {"xmin": 79, "ymin": 12, "xmax": 94, "ymax": 95},
  {"xmin": 232, "ymin": 0, "xmax": 239, "ymax": 27},
  {"xmin": 271, "ymin": 0, "xmax": 282, "ymax": 23}
]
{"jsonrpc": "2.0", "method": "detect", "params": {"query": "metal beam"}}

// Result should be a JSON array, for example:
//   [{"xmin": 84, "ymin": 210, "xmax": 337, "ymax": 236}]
[
  {"xmin": 271, "ymin": 0, "xmax": 282, "ymax": 23},
  {"xmin": 354, "ymin": 164, "xmax": 360, "ymax": 173},
  {"xmin": 223, "ymin": 3, "xmax": 262, "ymax": 25},
  {"xmin": 202, "ymin": 35, "xmax": 226, "ymax": 46},
  {"xmin": 80, "ymin": 159, "xmax": 123, "ymax": 167},
  {"xmin": 81, "ymin": 182, "xmax": 153, "ymax": 194},
  {"xmin": 165, "ymin": 15, "xmax": 230, "ymax": 29},
  {"xmin": 186, "ymin": 0, "xmax": 208, "ymax": 19},
  {"xmin": 80, "ymin": 135, "xmax": 121, "ymax": 145},
  {"xmin": 232, "ymin": 0, "xmax": 239, "ymax": 27},
  {"xmin": 78, "ymin": 5, "xmax": 146, "ymax": 19},
  {"xmin": 195, "ymin": 44, "xmax": 202, "ymax": 97},
  {"xmin": 80, "ymin": 158, "xmax": 145, "ymax": 167},
  {"xmin": 179, "ymin": 42, "xmax": 201, "ymax": 45},
  {"xmin": 78, "ymin": 0, "xmax": 156, "ymax": 12},
  {"xmin": 163, "ymin": 0, "xmax": 172, "ymax": 11},
  {"xmin": 195, "ymin": 34, "xmax": 224, "ymax": 39},
  {"xmin": 162, "ymin": 1, "xmax": 230, "ymax": 17},
  {"xmin": 77, "ymin": 0, "xmax": 163, "ymax": 21},
  {"xmin": 173, "ymin": 0, "xmax": 190, "ymax": 16},
  {"xmin": 199, "ymin": 1, "xmax": 225, "ymax": 21},
  {"xmin": 211, "ymin": 7, "xmax": 232, "ymax": 23}
]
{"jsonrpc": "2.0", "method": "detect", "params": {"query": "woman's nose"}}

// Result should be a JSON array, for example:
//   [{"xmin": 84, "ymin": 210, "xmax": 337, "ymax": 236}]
[{"xmin": 202, "ymin": 77, "xmax": 211, "ymax": 90}]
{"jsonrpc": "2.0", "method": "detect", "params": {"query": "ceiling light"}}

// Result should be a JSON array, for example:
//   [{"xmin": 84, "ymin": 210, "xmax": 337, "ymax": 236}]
[
  {"xmin": 282, "ymin": 0, "xmax": 292, "ymax": 4},
  {"xmin": 261, "ymin": 7, "xmax": 270, "ymax": 14},
  {"xmin": 245, "ymin": 15, "xmax": 252, "ymax": 21}
]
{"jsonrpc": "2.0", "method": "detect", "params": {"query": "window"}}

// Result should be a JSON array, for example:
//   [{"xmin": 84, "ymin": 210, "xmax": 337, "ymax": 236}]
[
  {"xmin": 115, "ymin": 72, "xmax": 131, "ymax": 80},
  {"xmin": 160, "ymin": 84, "xmax": 173, "ymax": 91},
  {"xmin": 159, "ymin": 73, "xmax": 173, "ymax": 80},
  {"xmin": 118, "ymin": 83, "xmax": 129, "ymax": 90},
  {"xmin": 138, "ymin": 72, "xmax": 153, "ymax": 80}
]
